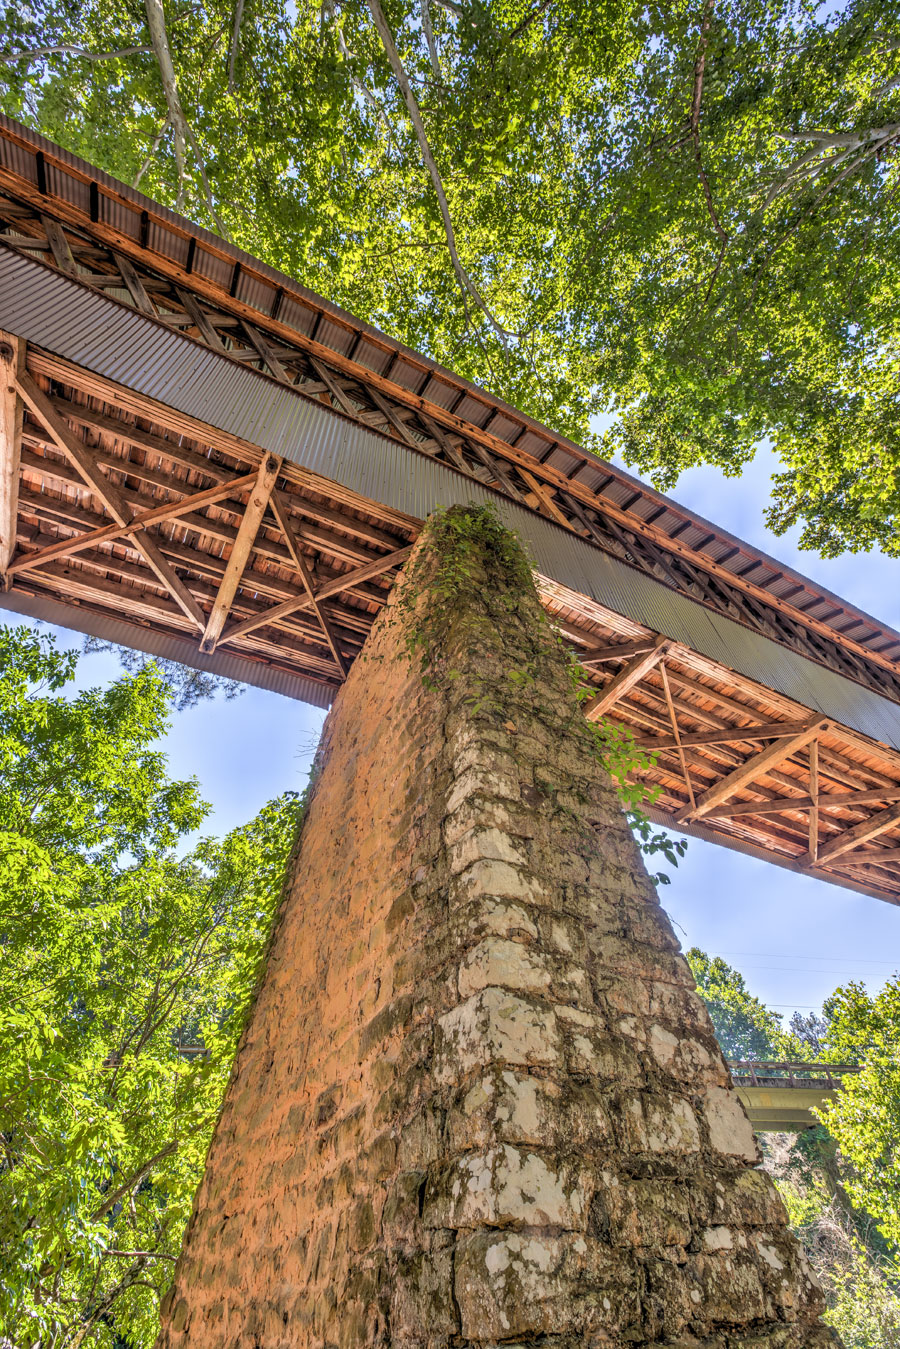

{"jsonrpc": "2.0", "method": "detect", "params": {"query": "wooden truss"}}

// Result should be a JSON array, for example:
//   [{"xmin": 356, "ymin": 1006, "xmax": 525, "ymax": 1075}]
[
  {"xmin": 5, "ymin": 348, "xmax": 417, "ymax": 689},
  {"xmin": 1, "ymin": 180, "xmax": 899, "ymax": 707},
  {"xmin": 2, "ymin": 132, "xmax": 900, "ymax": 907},
  {"xmin": 553, "ymin": 609, "xmax": 900, "ymax": 905},
  {"xmin": 3, "ymin": 338, "xmax": 900, "ymax": 905}
]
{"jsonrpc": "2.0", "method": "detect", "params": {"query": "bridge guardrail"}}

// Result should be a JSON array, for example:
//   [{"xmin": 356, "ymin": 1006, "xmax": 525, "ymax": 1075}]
[{"xmin": 728, "ymin": 1060, "xmax": 860, "ymax": 1092}]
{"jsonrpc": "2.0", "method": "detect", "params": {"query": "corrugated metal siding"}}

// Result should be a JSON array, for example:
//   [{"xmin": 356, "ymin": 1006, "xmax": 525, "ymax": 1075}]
[
  {"xmin": 3, "ymin": 246, "xmax": 900, "ymax": 747},
  {"xmin": 0, "ymin": 587, "xmax": 336, "ymax": 708}
]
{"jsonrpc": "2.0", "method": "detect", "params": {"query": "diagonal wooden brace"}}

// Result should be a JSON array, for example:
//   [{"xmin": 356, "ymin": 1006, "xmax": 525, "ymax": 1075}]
[{"xmin": 200, "ymin": 454, "xmax": 282, "ymax": 653}]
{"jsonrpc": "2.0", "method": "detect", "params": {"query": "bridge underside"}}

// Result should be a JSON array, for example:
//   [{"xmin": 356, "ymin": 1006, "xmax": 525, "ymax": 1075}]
[
  {"xmin": 2, "ymin": 115, "xmax": 900, "ymax": 906},
  {"xmin": 737, "ymin": 1088, "xmax": 833, "ymax": 1133}
]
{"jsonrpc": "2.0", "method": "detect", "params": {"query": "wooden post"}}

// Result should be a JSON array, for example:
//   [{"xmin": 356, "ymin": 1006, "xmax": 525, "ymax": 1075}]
[
  {"xmin": 809, "ymin": 738, "xmax": 819, "ymax": 864},
  {"xmin": 0, "ymin": 331, "xmax": 24, "ymax": 582}
]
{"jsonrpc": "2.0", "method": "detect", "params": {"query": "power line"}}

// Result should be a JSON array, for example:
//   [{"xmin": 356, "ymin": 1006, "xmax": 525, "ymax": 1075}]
[
  {"xmin": 712, "ymin": 949, "xmax": 900, "ymax": 966},
  {"xmin": 712, "ymin": 955, "xmax": 895, "ymax": 965}
]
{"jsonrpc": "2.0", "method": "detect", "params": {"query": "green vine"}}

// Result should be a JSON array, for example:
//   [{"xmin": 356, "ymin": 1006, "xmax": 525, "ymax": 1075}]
[
  {"xmin": 390, "ymin": 502, "xmax": 536, "ymax": 688},
  {"xmin": 393, "ymin": 504, "xmax": 687, "ymax": 884}
]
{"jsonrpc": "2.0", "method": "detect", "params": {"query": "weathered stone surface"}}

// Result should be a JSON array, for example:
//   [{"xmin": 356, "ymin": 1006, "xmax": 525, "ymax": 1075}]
[{"xmin": 157, "ymin": 509, "xmax": 838, "ymax": 1347}]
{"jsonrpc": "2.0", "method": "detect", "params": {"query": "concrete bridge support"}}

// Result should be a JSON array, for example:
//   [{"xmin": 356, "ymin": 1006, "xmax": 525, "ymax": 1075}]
[{"xmin": 158, "ymin": 508, "xmax": 836, "ymax": 1347}]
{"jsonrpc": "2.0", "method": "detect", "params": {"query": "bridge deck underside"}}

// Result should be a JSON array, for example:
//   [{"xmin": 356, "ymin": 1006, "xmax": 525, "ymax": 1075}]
[
  {"xmin": 3, "ymin": 115, "xmax": 900, "ymax": 905},
  {"xmin": 736, "ymin": 1087, "xmax": 832, "ymax": 1133},
  {"xmin": 6, "ymin": 351, "xmax": 900, "ymax": 907}
]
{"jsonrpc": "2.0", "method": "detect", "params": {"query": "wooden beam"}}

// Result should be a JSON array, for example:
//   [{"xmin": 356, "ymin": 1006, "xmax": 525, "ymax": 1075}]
[
  {"xmin": 705, "ymin": 785, "xmax": 900, "ymax": 820},
  {"xmin": 270, "ymin": 490, "xmax": 350, "ymax": 677},
  {"xmin": 417, "ymin": 411, "xmax": 474, "ymax": 476},
  {"xmin": 837, "ymin": 847, "xmax": 900, "ymax": 871},
  {"xmin": 243, "ymin": 322, "xmax": 290, "ymax": 382},
  {"xmin": 200, "ymin": 454, "xmax": 282, "ymax": 652},
  {"xmin": 221, "ymin": 545, "xmax": 413, "ymax": 645},
  {"xmin": 583, "ymin": 635, "xmax": 670, "ymax": 722},
  {"xmin": 809, "ymin": 738, "xmax": 819, "ymax": 863},
  {"xmin": 176, "ymin": 289, "xmax": 228, "ymax": 351},
  {"xmin": 367, "ymin": 386, "xmax": 421, "ymax": 448},
  {"xmin": 113, "ymin": 251, "xmax": 156, "ymax": 316},
  {"xmin": 41, "ymin": 214, "xmax": 77, "ymax": 273},
  {"xmin": 0, "ymin": 330, "xmax": 24, "ymax": 578},
  {"xmin": 518, "ymin": 466, "xmax": 573, "ymax": 530},
  {"xmin": 8, "ymin": 472, "xmax": 258, "ymax": 575},
  {"xmin": 15, "ymin": 372, "xmax": 207, "ymax": 631},
  {"xmin": 638, "ymin": 717, "xmax": 824, "ymax": 753},
  {"xmin": 676, "ymin": 718, "xmax": 828, "ymax": 823},
  {"xmin": 308, "ymin": 355, "xmax": 360, "ymax": 419},
  {"xmin": 577, "ymin": 636, "xmax": 661, "ymax": 667},
  {"xmin": 468, "ymin": 442, "xmax": 527, "ymax": 502},
  {"xmin": 805, "ymin": 801, "xmax": 900, "ymax": 868},
  {"xmin": 660, "ymin": 661, "xmax": 694, "ymax": 810}
]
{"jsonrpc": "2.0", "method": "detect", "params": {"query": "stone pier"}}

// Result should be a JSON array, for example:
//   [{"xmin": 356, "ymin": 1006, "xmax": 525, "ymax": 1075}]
[{"xmin": 158, "ymin": 507, "xmax": 837, "ymax": 1347}]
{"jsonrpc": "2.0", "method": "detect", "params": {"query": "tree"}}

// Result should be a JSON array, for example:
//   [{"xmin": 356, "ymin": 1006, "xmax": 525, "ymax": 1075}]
[
  {"xmin": 687, "ymin": 946, "xmax": 900, "ymax": 1345},
  {"xmin": 82, "ymin": 635, "xmax": 244, "ymax": 710},
  {"xmin": 818, "ymin": 977, "xmax": 900, "ymax": 1251},
  {"xmin": 0, "ymin": 626, "xmax": 301, "ymax": 1345},
  {"xmin": 1, "ymin": 0, "xmax": 897, "ymax": 555},
  {"xmin": 686, "ymin": 946, "xmax": 799, "ymax": 1060}
]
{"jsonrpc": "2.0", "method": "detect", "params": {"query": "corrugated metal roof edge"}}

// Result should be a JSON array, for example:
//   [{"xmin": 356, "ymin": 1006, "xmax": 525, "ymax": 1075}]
[
  {"xmin": 2, "ymin": 112, "xmax": 897, "ymax": 654},
  {"xmin": 0, "ymin": 587, "xmax": 336, "ymax": 709}
]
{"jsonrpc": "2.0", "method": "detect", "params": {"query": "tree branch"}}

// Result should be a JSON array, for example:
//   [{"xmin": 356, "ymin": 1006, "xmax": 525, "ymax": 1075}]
[
  {"xmin": 227, "ymin": 0, "xmax": 246, "ymax": 92},
  {"xmin": 420, "ymin": 0, "xmax": 441, "ymax": 79},
  {"xmin": 690, "ymin": 0, "xmax": 729, "ymax": 247},
  {"xmin": 334, "ymin": 23, "xmax": 399, "ymax": 148},
  {"xmin": 766, "ymin": 122, "xmax": 900, "ymax": 206},
  {"xmin": 105, "ymin": 1249, "xmax": 178, "ymax": 1260},
  {"xmin": 1, "ymin": 44, "xmax": 151, "ymax": 65},
  {"xmin": 144, "ymin": 0, "xmax": 187, "ymax": 208},
  {"xmin": 144, "ymin": 0, "xmax": 230, "ymax": 236},
  {"xmin": 509, "ymin": 0, "xmax": 553, "ymax": 42},
  {"xmin": 90, "ymin": 1139, "xmax": 178, "ymax": 1222},
  {"xmin": 366, "ymin": 0, "xmax": 512, "ymax": 348},
  {"xmin": 133, "ymin": 116, "xmax": 170, "ymax": 188}
]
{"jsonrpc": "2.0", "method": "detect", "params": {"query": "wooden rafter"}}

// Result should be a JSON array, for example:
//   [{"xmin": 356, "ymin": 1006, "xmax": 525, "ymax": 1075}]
[
  {"xmin": 270, "ymin": 490, "xmax": 350, "ymax": 677},
  {"xmin": 677, "ymin": 717, "xmax": 828, "ymax": 823},
  {"xmin": 577, "ymin": 636, "xmax": 660, "ymax": 667},
  {"xmin": 583, "ymin": 635, "xmax": 670, "ymax": 722},
  {"xmin": 221, "ymin": 545, "xmax": 413, "ymax": 646},
  {"xmin": 660, "ymin": 662, "xmax": 695, "ymax": 811},
  {"xmin": 9, "ymin": 471, "xmax": 258, "ymax": 574},
  {"xmin": 838, "ymin": 847, "xmax": 900, "ymax": 871},
  {"xmin": 0, "ymin": 329, "xmax": 23, "ymax": 578},
  {"xmin": 808, "ymin": 739, "xmax": 819, "ymax": 863},
  {"xmin": 638, "ymin": 717, "xmax": 826, "ymax": 753},
  {"xmin": 200, "ymin": 454, "xmax": 281, "ymax": 653},
  {"xmin": 705, "ymin": 784, "xmax": 900, "ymax": 820},
  {"xmin": 805, "ymin": 801, "xmax": 900, "ymax": 868},
  {"xmin": 15, "ymin": 372, "xmax": 207, "ymax": 631}
]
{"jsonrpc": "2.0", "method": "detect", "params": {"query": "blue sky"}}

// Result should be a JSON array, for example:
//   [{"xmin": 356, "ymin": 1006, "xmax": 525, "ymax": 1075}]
[{"xmin": 8, "ymin": 444, "xmax": 899, "ymax": 1031}]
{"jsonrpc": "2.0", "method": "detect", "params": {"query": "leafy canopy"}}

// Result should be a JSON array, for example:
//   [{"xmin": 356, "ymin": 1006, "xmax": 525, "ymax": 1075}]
[
  {"xmin": 1, "ymin": 0, "xmax": 898, "ymax": 555},
  {"xmin": 687, "ymin": 946, "xmax": 801, "ymax": 1060},
  {"xmin": 0, "ymin": 626, "xmax": 301, "ymax": 1346},
  {"xmin": 820, "ymin": 977, "xmax": 900, "ymax": 1251}
]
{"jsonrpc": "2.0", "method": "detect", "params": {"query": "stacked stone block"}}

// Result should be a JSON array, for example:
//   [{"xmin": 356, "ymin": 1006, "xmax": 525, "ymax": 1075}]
[{"xmin": 158, "ymin": 508, "xmax": 837, "ymax": 1347}]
